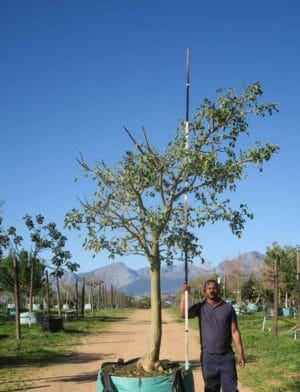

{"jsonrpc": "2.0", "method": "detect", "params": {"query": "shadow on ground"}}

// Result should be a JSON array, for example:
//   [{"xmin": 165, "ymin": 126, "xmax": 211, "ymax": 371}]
[
  {"xmin": 0, "ymin": 352, "xmax": 113, "ymax": 369},
  {"xmin": 0, "ymin": 371, "xmax": 99, "ymax": 391}
]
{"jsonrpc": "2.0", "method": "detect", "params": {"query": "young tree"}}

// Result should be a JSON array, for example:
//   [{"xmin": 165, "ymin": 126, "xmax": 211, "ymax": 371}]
[
  {"xmin": 0, "ymin": 251, "xmax": 44, "ymax": 301},
  {"xmin": 241, "ymin": 273, "xmax": 261, "ymax": 303},
  {"xmin": 65, "ymin": 82, "xmax": 279, "ymax": 370},
  {"xmin": 0, "ymin": 215, "xmax": 79, "ymax": 334},
  {"xmin": 263, "ymin": 242, "xmax": 298, "ymax": 306},
  {"xmin": 23, "ymin": 215, "xmax": 55, "ymax": 310},
  {"xmin": 0, "ymin": 220, "xmax": 25, "ymax": 339},
  {"xmin": 41, "ymin": 221, "xmax": 79, "ymax": 317},
  {"xmin": 222, "ymin": 259, "xmax": 244, "ymax": 303}
]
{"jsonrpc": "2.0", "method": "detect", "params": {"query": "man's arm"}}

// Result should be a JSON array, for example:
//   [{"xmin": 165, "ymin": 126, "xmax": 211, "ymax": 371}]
[
  {"xmin": 231, "ymin": 321, "xmax": 245, "ymax": 368},
  {"xmin": 179, "ymin": 284, "xmax": 198, "ymax": 318}
]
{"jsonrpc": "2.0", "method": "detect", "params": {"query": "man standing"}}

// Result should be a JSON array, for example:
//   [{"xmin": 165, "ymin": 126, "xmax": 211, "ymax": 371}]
[{"xmin": 179, "ymin": 279, "xmax": 245, "ymax": 392}]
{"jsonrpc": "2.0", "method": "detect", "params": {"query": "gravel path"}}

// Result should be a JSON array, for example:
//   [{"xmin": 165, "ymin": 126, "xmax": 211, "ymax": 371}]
[{"xmin": 23, "ymin": 309, "xmax": 251, "ymax": 391}]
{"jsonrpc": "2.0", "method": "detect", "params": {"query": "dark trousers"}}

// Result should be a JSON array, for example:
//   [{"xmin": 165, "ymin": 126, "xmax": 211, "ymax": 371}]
[{"xmin": 201, "ymin": 352, "xmax": 238, "ymax": 392}]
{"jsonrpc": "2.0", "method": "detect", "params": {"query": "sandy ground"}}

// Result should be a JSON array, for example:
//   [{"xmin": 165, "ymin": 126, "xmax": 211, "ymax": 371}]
[{"xmin": 19, "ymin": 309, "xmax": 252, "ymax": 391}]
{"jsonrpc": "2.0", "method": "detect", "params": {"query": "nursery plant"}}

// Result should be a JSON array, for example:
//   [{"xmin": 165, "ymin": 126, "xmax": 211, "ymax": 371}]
[{"xmin": 65, "ymin": 82, "xmax": 279, "ymax": 372}]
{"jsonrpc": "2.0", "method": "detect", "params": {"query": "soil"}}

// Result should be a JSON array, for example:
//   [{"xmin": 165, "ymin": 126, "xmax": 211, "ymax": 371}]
[
  {"xmin": 103, "ymin": 358, "xmax": 185, "ymax": 378},
  {"xmin": 19, "ymin": 309, "xmax": 252, "ymax": 391}
]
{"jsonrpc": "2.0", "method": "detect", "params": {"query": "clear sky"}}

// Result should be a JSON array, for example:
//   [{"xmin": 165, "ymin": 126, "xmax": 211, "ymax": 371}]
[{"xmin": 1, "ymin": 1, "xmax": 299, "ymax": 272}]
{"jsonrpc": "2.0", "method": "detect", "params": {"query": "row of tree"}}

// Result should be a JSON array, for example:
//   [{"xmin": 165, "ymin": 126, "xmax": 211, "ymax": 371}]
[
  {"xmin": 0, "ymin": 259, "xmax": 132, "ymax": 314},
  {"xmin": 0, "ymin": 214, "xmax": 79, "ymax": 338}
]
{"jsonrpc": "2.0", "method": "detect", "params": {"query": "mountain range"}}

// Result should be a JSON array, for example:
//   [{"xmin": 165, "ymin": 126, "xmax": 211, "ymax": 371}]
[{"xmin": 61, "ymin": 251, "xmax": 265, "ymax": 295}]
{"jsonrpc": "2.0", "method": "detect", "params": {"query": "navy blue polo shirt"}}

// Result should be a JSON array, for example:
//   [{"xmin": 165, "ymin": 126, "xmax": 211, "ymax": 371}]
[{"xmin": 189, "ymin": 300, "xmax": 237, "ymax": 354}]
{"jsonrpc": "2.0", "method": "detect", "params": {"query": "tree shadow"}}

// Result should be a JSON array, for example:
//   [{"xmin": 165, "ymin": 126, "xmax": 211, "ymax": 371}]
[
  {"xmin": 0, "ymin": 385, "xmax": 51, "ymax": 391},
  {"xmin": 77, "ymin": 316, "xmax": 128, "ymax": 322},
  {"xmin": 1, "ymin": 371, "xmax": 99, "ymax": 390},
  {"xmin": 0, "ymin": 351, "xmax": 112, "ymax": 369},
  {"xmin": 48, "ymin": 371, "xmax": 98, "ymax": 384}
]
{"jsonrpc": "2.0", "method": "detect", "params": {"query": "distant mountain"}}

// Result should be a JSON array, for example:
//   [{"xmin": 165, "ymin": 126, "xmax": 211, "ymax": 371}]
[
  {"xmin": 82, "ymin": 262, "xmax": 140, "ymax": 288},
  {"xmin": 214, "ymin": 251, "xmax": 265, "ymax": 276},
  {"xmin": 59, "ymin": 251, "xmax": 264, "ymax": 295}
]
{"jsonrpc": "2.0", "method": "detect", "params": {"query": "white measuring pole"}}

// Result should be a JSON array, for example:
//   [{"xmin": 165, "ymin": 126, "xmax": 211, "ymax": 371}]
[{"xmin": 184, "ymin": 48, "xmax": 190, "ymax": 371}]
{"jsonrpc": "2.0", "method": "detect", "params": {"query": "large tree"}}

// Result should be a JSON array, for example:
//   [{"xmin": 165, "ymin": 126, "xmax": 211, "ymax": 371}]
[{"xmin": 65, "ymin": 82, "xmax": 279, "ymax": 370}]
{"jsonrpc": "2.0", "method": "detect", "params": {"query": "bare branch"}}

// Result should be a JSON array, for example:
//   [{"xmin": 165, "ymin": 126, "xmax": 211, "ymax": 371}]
[{"xmin": 124, "ymin": 127, "xmax": 145, "ymax": 154}]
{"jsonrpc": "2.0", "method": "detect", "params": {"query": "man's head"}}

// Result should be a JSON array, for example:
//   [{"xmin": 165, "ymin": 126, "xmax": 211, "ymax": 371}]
[{"xmin": 203, "ymin": 279, "xmax": 219, "ymax": 301}]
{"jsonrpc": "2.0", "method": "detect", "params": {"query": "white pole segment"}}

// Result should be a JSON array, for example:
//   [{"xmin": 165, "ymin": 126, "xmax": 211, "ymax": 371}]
[{"xmin": 184, "ymin": 288, "xmax": 189, "ymax": 370}]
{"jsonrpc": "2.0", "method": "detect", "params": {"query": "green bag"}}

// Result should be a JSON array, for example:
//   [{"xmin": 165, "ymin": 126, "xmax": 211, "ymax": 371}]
[{"xmin": 96, "ymin": 360, "xmax": 194, "ymax": 392}]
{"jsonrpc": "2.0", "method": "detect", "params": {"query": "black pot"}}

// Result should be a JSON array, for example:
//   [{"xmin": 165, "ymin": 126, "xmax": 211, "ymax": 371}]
[{"xmin": 39, "ymin": 315, "xmax": 64, "ymax": 332}]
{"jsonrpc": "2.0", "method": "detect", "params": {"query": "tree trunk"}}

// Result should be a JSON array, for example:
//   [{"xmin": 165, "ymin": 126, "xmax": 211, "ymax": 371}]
[
  {"xmin": 29, "ymin": 258, "xmax": 34, "ymax": 312},
  {"xmin": 138, "ymin": 252, "xmax": 162, "ymax": 371},
  {"xmin": 97, "ymin": 282, "xmax": 102, "ymax": 313},
  {"xmin": 148, "ymin": 261, "xmax": 162, "ymax": 368},
  {"xmin": 103, "ymin": 284, "xmax": 107, "ymax": 309},
  {"xmin": 110, "ymin": 285, "xmax": 114, "ymax": 308},
  {"xmin": 297, "ymin": 251, "xmax": 300, "ymax": 324},
  {"xmin": 75, "ymin": 278, "xmax": 79, "ymax": 320},
  {"xmin": 273, "ymin": 256, "xmax": 278, "ymax": 336},
  {"xmin": 45, "ymin": 270, "xmax": 51, "ymax": 317},
  {"xmin": 81, "ymin": 277, "xmax": 85, "ymax": 317},
  {"xmin": 56, "ymin": 275, "xmax": 62, "ymax": 318},
  {"xmin": 13, "ymin": 256, "xmax": 21, "ymax": 339}
]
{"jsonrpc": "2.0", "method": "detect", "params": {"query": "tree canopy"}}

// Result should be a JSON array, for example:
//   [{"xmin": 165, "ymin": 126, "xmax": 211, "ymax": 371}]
[
  {"xmin": 0, "ymin": 214, "xmax": 79, "ymax": 277},
  {"xmin": 264, "ymin": 242, "xmax": 298, "ymax": 298},
  {"xmin": 0, "ymin": 251, "xmax": 44, "ymax": 297},
  {"xmin": 65, "ymin": 82, "xmax": 279, "ymax": 267}
]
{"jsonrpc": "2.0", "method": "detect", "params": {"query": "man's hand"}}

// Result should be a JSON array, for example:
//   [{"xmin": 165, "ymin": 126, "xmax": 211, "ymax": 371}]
[
  {"xmin": 236, "ymin": 354, "xmax": 245, "ymax": 368},
  {"xmin": 181, "ymin": 283, "xmax": 190, "ymax": 293}
]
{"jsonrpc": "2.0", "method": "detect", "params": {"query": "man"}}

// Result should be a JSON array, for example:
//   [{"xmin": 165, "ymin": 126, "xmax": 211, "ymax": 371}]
[{"xmin": 179, "ymin": 279, "xmax": 245, "ymax": 392}]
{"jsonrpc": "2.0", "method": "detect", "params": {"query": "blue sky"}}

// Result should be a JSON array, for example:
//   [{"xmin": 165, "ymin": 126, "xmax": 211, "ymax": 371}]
[{"xmin": 1, "ymin": 1, "xmax": 299, "ymax": 272}]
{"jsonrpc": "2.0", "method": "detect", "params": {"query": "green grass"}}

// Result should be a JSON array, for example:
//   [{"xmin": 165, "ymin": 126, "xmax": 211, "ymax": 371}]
[
  {"xmin": 169, "ymin": 309, "xmax": 300, "ymax": 391},
  {"xmin": 0, "ymin": 309, "xmax": 131, "ymax": 391}
]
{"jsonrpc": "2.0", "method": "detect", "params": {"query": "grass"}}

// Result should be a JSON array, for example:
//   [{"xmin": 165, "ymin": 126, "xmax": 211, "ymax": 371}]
[
  {"xmin": 169, "ymin": 308, "xmax": 300, "ymax": 391},
  {"xmin": 0, "ymin": 308, "xmax": 131, "ymax": 391},
  {"xmin": 236, "ymin": 314, "xmax": 299, "ymax": 392}
]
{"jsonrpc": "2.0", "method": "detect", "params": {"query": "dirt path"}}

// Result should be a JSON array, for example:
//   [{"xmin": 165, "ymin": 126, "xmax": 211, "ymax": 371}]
[{"xmin": 23, "ymin": 309, "xmax": 251, "ymax": 391}]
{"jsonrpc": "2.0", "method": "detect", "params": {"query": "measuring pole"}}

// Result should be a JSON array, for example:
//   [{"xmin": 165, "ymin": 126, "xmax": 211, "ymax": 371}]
[{"xmin": 184, "ymin": 48, "xmax": 190, "ymax": 370}]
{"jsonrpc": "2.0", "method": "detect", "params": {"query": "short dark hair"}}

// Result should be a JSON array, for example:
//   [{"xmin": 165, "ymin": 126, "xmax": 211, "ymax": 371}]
[{"xmin": 203, "ymin": 279, "xmax": 219, "ymax": 290}]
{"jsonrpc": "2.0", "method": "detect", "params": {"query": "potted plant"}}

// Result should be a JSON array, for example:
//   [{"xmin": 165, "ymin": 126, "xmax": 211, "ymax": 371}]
[
  {"xmin": 65, "ymin": 81, "xmax": 279, "ymax": 389},
  {"xmin": 39, "ymin": 313, "xmax": 64, "ymax": 332}
]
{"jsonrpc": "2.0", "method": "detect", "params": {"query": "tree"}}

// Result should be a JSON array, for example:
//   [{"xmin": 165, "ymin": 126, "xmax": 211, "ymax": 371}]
[
  {"xmin": 41, "ymin": 220, "xmax": 79, "ymax": 317},
  {"xmin": 0, "ymin": 215, "xmax": 79, "ymax": 336},
  {"xmin": 0, "ymin": 251, "xmax": 44, "ymax": 301},
  {"xmin": 241, "ymin": 273, "xmax": 260, "ymax": 302},
  {"xmin": 263, "ymin": 242, "xmax": 298, "ymax": 306},
  {"xmin": 23, "ymin": 215, "xmax": 55, "ymax": 311},
  {"xmin": 222, "ymin": 259, "xmax": 244, "ymax": 303},
  {"xmin": 65, "ymin": 82, "xmax": 279, "ymax": 370}
]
